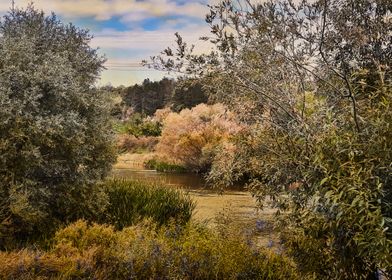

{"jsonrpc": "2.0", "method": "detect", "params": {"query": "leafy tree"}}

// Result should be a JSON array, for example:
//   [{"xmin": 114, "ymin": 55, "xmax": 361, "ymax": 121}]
[
  {"xmin": 0, "ymin": 5, "xmax": 115, "ymax": 246},
  {"xmin": 99, "ymin": 85, "xmax": 127, "ymax": 119},
  {"xmin": 146, "ymin": 0, "xmax": 392, "ymax": 278},
  {"xmin": 171, "ymin": 78, "xmax": 209, "ymax": 112}
]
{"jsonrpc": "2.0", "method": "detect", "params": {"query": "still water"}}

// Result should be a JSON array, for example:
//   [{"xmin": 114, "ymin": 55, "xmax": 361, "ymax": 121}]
[
  {"xmin": 110, "ymin": 168, "xmax": 243, "ymax": 191},
  {"xmin": 110, "ymin": 168, "xmax": 208, "ymax": 190}
]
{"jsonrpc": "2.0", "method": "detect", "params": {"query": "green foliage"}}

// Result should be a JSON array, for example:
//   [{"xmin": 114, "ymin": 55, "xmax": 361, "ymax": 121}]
[
  {"xmin": 0, "ymin": 220, "xmax": 300, "ymax": 279},
  {"xmin": 144, "ymin": 158, "xmax": 187, "ymax": 173},
  {"xmin": 114, "ymin": 113, "xmax": 162, "ymax": 137},
  {"xmin": 209, "ymin": 86, "xmax": 392, "ymax": 278},
  {"xmin": 99, "ymin": 179, "xmax": 195, "ymax": 229},
  {"xmin": 122, "ymin": 77, "xmax": 209, "ymax": 117},
  {"xmin": 0, "ymin": 5, "xmax": 115, "ymax": 248}
]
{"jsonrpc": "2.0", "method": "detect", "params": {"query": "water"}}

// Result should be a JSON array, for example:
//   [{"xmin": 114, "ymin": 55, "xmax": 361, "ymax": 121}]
[
  {"xmin": 111, "ymin": 168, "xmax": 208, "ymax": 190},
  {"xmin": 110, "ymin": 168, "xmax": 256, "ymax": 225},
  {"xmin": 110, "ymin": 168, "xmax": 244, "ymax": 191}
]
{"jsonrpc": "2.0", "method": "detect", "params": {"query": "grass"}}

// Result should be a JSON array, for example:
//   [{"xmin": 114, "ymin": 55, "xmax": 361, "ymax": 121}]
[
  {"xmin": 100, "ymin": 179, "xmax": 195, "ymax": 229},
  {"xmin": 144, "ymin": 158, "xmax": 187, "ymax": 173}
]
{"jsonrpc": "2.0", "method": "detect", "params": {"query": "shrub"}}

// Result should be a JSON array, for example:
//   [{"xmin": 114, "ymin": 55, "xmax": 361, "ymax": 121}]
[
  {"xmin": 114, "ymin": 113, "xmax": 162, "ymax": 137},
  {"xmin": 0, "ymin": 220, "xmax": 301, "ymax": 279},
  {"xmin": 156, "ymin": 103, "xmax": 242, "ymax": 172},
  {"xmin": 0, "ymin": 5, "xmax": 115, "ymax": 248},
  {"xmin": 144, "ymin": 158, "xmax": 187, "ymax": 173},
  {"xmin": 99, "ymin": 179, "xmax": 195, "ymax": 229},
  {"xmin": 117, "ymin": 135, "xmax": 158, "ymax": 153}
]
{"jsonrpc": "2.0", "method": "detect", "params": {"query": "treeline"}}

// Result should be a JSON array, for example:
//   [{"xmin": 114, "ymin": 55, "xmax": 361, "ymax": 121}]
[{"xmin": 108, "ymin": 78, "xmax": 209, "ymax": 119}]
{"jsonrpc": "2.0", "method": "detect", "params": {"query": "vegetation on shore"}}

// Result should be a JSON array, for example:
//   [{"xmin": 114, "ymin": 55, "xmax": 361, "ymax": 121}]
[
  {"xmin": 0, "ymin": 220, "xmax": 299, "ymax": 280},
  {"xmin": 99, "ymin": 179, "xmax": 195, "ymax": 229}
]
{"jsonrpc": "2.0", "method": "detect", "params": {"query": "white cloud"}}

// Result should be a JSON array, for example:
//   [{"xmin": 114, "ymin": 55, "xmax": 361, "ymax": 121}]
[
  {"xmin": 5, "ymin": 0, "xmax": 209, "ymax": 22},
  {"xmin": 91, "ymin": 22, "xmax": 212, "ymax": 86},
  {"xmin": 92, "ymin": 23, "xmax": 211, "ymax": 49},
  {"xmin": 1, "ymin": 0, "xmax": 214, "ymax": 86}
]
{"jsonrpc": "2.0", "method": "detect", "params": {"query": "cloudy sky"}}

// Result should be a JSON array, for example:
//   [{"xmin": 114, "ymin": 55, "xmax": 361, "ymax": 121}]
[{"xmin": 0, "ymin": 0, "xmax": 215, "ymax": 86}]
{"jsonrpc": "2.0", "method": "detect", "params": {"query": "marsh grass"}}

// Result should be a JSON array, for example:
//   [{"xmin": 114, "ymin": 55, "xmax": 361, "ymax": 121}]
[
  {"xmin": 100, "ymin": 179, "xmax": 195, "ymax": 229},
  {"xmin": 144, "ymin": 159, "xmax": 187, "ymax": 173}
]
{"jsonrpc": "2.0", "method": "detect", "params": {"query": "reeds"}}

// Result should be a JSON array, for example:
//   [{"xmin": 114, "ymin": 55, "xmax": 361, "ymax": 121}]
[{"xmin": 100, "ymin": 179, "xmax": 195, "ymax": 229}]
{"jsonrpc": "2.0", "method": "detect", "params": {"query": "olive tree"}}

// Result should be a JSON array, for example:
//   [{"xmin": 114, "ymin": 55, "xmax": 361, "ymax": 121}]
[
  {"xmin": 0, "ymin": 5, "xmax": 115, "ymax": 246},
  {"xmin": 146, "ymin": 0, "xmax": 392, "ymax": 278}
]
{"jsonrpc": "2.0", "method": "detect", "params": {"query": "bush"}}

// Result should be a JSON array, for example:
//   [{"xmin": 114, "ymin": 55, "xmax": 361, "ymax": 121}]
[
  {"xmin": 156, "ymin": 103, "xmax": 242, "ymax": 172},
  {"xmin": 0, "ymin": 220, "xmax": 300, "ymax": 279},
  {"xmin": 144, "ymin": 158, "xmax": 187, "ymax": 173},
  {"xmin": 114, "ymin": 113, "xmax": 162, "ymax": 137},
  {"xmin": 99, "ymin": 179, "xmax": 195, "ymax": 229},
  {"xmin": 117, "ymin": 135, "xmax": 158, "ymax": 153},
  {"xmin": 0, "ymin": 5, "xmax": 115, "ymax": 248}
]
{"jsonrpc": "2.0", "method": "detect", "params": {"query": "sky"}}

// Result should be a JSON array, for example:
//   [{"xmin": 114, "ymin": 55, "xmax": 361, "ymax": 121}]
[{"xmin": 0, "ymin": 0, "xmax": 215, "ymax": 86}]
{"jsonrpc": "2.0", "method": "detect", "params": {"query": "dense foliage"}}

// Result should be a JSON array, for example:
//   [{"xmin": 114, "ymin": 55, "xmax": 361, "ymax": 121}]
[
  {"xmin": 155, "ymin": 103, "xmax": 242, "ymax": 172},
  {"xmin": 114, "ymin": 113, "xmax": 161, "ymax": 137},
  {"xmin": 0, "ymin": 6, "xmax": 115, "ymax": 247},
  {"xmin": 147, "ymin": 0, "xmax": 392, "ymax": 278},
  {"xmin": 121, "ymin": 77, "xmax": 209, "ymax": 117},
  {"xmin": 0, "ymin": 220, "xmax": 299, "ymax": 280},
  {"xmin": 171, "ymin": 79, "xmax": 209, "ymax": 112}
]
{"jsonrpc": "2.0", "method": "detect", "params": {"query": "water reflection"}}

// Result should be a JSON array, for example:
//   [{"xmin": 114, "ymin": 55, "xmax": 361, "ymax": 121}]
[
  {"xmin": 110, "ymin": 168, "xmax": 208, "ymax": 190},
  {"xmin": 110, "ymin": 168, "xmax": 244, "ymax": 192}
]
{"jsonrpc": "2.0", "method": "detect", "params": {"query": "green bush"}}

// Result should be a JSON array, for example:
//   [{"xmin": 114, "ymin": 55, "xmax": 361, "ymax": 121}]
[
  {"xmin": 0, "ymin": 220, "xmax": 300, "ymax": 279},
  {"xmin": 144, "ymin": 158, "xmax": 187, "ymax": 173},
  {"xmin": 114, "ymin": 114, "xmax": 161, "ymax": 137},
  {"xmin": 100, "ymin": 179, "xmax": 195, "ymax": 229}
]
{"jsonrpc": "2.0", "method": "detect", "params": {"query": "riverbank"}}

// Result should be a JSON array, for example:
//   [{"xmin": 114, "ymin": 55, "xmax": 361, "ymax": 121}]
[
  {"xmin": 113, "ymin": 153, "xmax": 278, "ymax": 247},
  {"xmin": 114, "ymin": 152, "xmax": 153, "ymax": 169}
]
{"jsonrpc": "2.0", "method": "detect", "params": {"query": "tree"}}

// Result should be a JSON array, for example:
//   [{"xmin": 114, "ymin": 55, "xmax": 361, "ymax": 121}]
[
  {"xmin": 146, "ymin": 0, "xmax": 392, "ymax": 278},
  {"xmin": 0, "ymin": 5, "xmax": 115, "ymax": 246},
  {"xmin": 123, "ymin": 78, "xmax": 175, "ymax": 116},
  {"xmin": 171, "ymin": 78, "xmax": 209, "ymax": 112}
]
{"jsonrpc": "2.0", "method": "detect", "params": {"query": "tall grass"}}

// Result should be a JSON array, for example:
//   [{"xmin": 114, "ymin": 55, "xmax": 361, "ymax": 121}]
[
  {"xmin": 144, "ymin": 158, "xmax": 187, "ymax": 173},
  {"xmin": 100, "ymin": 179, "xmax": 195, "ymax": 229}
]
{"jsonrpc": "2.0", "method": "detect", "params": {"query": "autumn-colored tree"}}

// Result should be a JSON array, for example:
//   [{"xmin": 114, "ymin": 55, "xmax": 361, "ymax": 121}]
[{"xmin": 156, "ymin": 104, "xmax": 241, "ymax": 172}]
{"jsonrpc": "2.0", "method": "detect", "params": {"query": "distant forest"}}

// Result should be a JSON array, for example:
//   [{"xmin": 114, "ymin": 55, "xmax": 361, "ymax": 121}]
[{"xmin": 107, "ymin": 78, "xmax": 209, "ymax": 118}]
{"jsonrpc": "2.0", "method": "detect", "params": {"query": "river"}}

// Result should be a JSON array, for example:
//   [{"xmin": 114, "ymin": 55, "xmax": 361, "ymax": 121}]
[{"xmin": 111, "ymin": 168, "xmax": 208, "ymax": 190}]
